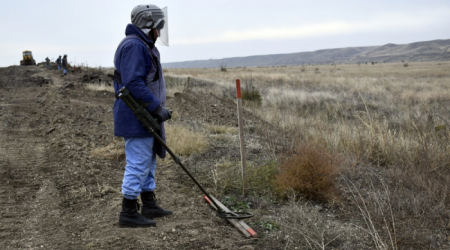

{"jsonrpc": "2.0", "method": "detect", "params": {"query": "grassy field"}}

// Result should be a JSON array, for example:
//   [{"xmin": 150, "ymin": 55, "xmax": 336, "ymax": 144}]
[
  {"xmin": 165, "ymin": 62, "xmax": 450, "ymax": 164},
  {"xmin": 163, "ymin": 62, "xmax": 450, "ymax": 249}
]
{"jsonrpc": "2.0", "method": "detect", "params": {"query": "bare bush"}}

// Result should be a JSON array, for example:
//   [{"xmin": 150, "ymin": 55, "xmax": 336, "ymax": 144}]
[
  {"xmin": 275, "ymin": 144, "xmax": 342, "ymax": 202},
  {"xmin": 220, "ymin": 61, "xmax": 227, "ymax": 72}
]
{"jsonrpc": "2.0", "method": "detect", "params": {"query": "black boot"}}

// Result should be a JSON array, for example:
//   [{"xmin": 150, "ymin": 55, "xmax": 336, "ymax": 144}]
[
  {"xmin": 141, "ymin": 191, "xmax": 173, "ymax": 218},
  {"xmin": 118, "ymin": 197, "xmax": 156, "ymax": 227}
]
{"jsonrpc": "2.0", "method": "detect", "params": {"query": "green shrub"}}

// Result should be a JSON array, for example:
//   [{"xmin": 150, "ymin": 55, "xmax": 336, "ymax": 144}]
[
  {"xmin": 241, "ymin": 87, "xmax": 262, "ymax": 106},
  {"xmin": 258, "ymin": 220, "xmax": 280, "ymax": 231},
  {"xmin": 221, "ymin": 196, "xmax": 252, "ymax": 212}
]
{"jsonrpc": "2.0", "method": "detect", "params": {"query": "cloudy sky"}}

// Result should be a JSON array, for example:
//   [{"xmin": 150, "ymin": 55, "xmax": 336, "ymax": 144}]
[{"xmin": 0, "ymin": 0, "xmax": 449, "ymax": 67}]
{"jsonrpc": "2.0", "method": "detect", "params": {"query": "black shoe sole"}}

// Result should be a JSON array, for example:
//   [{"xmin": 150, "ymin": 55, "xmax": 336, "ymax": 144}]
[
  {"xmin": 118, "ymin": 221, "xmax": 156, "ymax": 228},
  {"xmin": 143, "ymin": 212, "xmax": 173, "ymax": 219}
]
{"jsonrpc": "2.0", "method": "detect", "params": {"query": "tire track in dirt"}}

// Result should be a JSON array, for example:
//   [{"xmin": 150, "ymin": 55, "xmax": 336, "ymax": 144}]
[{"xmin": 0, "ymin": 81, "xmax": 72, "ymax": 248}]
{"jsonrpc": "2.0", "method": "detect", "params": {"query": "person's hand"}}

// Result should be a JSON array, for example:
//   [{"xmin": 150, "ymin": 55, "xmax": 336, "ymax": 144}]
[{"xmin": 151, "ymin": 105, "xmax": 172, "ymax": 122}]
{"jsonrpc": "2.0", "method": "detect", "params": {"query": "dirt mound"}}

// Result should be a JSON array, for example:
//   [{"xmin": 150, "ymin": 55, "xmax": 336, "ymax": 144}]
[
  {"xmin": 82, "ymin": 73, "xmax": 113, "ymax": 84},
  {"xmin": 169, "ymin": 89, "xmax": 244, "ymax": 127},
  {"xmin": 167, "ymin": 89, "xmax": 289, "ymax": 154},
  {"xmin": 29, "ymin": 76, "xmax": 52, "ymax": 86}
]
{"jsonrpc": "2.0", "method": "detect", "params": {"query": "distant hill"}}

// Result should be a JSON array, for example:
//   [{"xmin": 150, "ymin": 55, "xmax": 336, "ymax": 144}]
[{"xmin": 163, "ymin": 39, "xmax": 450, "ymax": 68}]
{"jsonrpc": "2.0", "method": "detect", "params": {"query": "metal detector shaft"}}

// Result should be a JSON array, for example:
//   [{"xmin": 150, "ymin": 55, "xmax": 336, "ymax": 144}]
[{"xmin": 117, "ymin": 87, "xmax": 253, "ymax": 220}]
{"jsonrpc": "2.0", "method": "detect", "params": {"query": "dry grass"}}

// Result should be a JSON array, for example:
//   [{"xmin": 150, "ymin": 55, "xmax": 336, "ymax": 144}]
[
  {"xmin": 340, "ymin": 165, "xmax": 450, "ymax": 249},
  {"xmin": 210, "ymin": 159, "xmax": 278, "ymax": 197},
  {"xmin": 165, "ymin": 122, "xmax": 208, "ymax": 156},
  {"xmin": 277, "ymin": 192, "xmax": 372, "ymax": 250},
  {"xmin": 204, "ymin": 124, "xmax": 239, "ymax": 145},
  {"xmin": 205, "ymin": 124, "xmax": 238, "ymax": 134},
  {"xmin": 89, "ymin": 120, "xmax": 209, "ymax": 161},
  {"xmin": 90, "ymin": 138, "xmax": 125, "ymax": 160},
  {"xmin": 85, "ymin": 83, "xmax": 114, "ymax": 92},
  {"xmin": 342, "ymin": 172, "xmax": 398, "ymax": 250},
  {"xmin": 165, "ymin": 62, "xmax": 450, "ymax": 168}
]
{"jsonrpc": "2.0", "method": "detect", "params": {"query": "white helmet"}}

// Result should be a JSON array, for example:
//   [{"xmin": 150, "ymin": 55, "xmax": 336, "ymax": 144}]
[{"xmin": 131, "ymin": 4, "xmax": 169, "ymax": 46}]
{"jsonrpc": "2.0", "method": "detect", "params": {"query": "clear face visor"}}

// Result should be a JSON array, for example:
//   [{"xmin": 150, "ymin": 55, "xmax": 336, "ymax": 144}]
[{"xmin": 154, "ymin": 7, "xmax": 168, "ymax": 46}]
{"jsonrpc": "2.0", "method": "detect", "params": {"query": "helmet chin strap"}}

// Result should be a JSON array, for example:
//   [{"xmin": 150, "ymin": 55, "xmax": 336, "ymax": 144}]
[
  {"xmin": 141, "ymin": 28, "xmax": 151, "ymax": 36},
  {"xmin": 140, "ymin": 28, "xmax": 158, "ymax": 43}
]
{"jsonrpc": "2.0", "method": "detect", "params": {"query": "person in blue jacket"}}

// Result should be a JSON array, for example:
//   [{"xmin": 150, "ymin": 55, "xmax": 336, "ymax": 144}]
[
  {"xmin": 114, "ymin": 4, "xmax": 171, "ymax": 228},
  {"xmin": 62, "ymin": 55, "xmax": 68, "ymax": 75},
  {"xmin": 45, "ymin": 57, "xmax": 50, "ymax": 69},
  {"xmin": 56, "ymin": 55, "xmax": 62, "ymax": 70}
]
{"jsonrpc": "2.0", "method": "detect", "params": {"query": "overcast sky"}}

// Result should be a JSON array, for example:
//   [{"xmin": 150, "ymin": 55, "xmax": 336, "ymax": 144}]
[{"xmin": 1, "ymin": 0, "xmax": 449, "ymax": 67}]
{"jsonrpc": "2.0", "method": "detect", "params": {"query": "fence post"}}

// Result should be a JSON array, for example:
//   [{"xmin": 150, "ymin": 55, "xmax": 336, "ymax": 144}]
[
  {"xmin": 186, "ymin": 76, "xmax": 191, "ymax": 89},
  {"xmin": 236, "ymin": 79, "xmax": 247, "ymax": 197}
]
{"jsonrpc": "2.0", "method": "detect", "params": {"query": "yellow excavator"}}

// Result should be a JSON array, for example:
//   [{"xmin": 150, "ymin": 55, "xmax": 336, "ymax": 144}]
[{"xmin": 20, "ymin": 50, "xmax": 36, "ymax": 66}]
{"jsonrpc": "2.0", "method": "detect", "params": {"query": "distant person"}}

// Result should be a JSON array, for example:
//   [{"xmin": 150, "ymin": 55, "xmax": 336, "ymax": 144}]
[
  {"xmin": 56, "ymin": 55, "xmax": 62, "ymax": 70},
  {"xmin": 45, "ymin": 57, "xmax": 50, "ymax": 69},
  {"xmin": 113, "ymin": 4, "xmax": 171, "ymax": 228},
  {"xmin": 62, "ymin": 55, "xmax": 68, "ymax": 75}
]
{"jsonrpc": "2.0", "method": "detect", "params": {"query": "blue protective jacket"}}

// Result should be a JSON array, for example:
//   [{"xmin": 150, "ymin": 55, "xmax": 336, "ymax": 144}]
[{"xmin": 113, "ymin": 24, "xmax": 163, "ymax": 138}]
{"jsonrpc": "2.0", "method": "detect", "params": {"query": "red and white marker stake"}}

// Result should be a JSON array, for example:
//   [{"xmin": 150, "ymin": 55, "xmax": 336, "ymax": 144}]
[
  {"xmin": 203, "ymin": 81, "xmax": 257, "ymax": 238},
  {"xmin": 236, "ymin": 79, "xmax": 247, "ymax": 197}
]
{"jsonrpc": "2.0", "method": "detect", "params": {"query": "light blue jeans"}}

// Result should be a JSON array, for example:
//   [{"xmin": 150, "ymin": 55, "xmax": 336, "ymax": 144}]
[{"xmin": 122, "ymin": 137, "xmax": 157, "ymax": 200}]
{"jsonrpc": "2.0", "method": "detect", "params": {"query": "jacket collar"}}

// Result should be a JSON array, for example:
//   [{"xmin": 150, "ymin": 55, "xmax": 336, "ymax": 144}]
[{"xmin": 125, "ymin": 24, "xmax": 154, "ymax": 46}]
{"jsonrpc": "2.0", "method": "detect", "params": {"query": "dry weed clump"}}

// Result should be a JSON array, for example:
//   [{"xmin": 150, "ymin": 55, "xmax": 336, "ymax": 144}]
[
  {"xmin": 209, "ymin": 133, "xmax": 236, "ymax": 145},
  {"xmin": 85, "ymin": 83, "xmax": 114, "ymax": 92},
  {"xmin": 165, "ymin": 123, "xmax": 208, "ymax": 156},
  {"xmin": 205, "ymin": 124, "xmax": 239, "ymax": 145},
  {"xmin": 90, "ymin": 138, "xmax": 125, "ymax": 160},
  {"xmin": 275, "ymin": 144, "xmax": 342, "ymax": 202}
]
